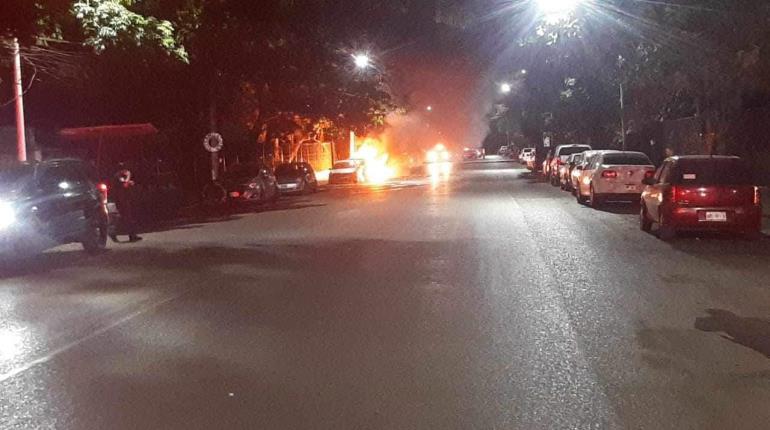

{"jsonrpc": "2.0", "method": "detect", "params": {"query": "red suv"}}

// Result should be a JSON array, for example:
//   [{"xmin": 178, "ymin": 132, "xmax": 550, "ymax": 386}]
[{"xmin": 640, "ymin": 156, "xmax": 762, "ymax": 240}]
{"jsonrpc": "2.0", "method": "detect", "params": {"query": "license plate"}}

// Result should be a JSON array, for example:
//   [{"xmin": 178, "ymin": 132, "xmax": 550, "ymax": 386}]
[
  {"xmin": 625, "ymin": 185, "xmax": 637, "ymax": 191},
  {"xmin": 705, "ymin": 211, "xmax": 727, "ymax": 222}
]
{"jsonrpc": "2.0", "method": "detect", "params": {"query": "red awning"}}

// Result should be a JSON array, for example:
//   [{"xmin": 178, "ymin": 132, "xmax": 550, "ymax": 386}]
[{"xmin": 58, "ymin": 123, "xmax": 158, "ymax": 141}]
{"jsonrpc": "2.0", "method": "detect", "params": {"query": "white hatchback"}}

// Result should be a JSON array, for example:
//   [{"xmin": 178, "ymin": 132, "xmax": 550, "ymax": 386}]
[{"xmin": 576, "ymin": 151, "xmax": 655, "ymax": 208}]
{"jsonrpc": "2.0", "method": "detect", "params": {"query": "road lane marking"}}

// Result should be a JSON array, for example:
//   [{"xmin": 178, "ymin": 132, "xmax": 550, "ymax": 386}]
[{"xmin": 0, "ymin": 291, "xmax": 187, "ymax": 383}]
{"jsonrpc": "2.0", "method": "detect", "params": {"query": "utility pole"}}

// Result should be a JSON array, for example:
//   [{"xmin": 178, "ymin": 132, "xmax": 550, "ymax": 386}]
[
  {"xmin": 619, "ymin": 82, "xmax": 627, "ymax": 151},
  {"xmin": 12, "ymin": 38, "xmax": 27, "ymax": 162}
]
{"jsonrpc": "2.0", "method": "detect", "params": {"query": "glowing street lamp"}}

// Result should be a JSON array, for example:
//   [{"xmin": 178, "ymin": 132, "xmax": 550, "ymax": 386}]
[
  {"xmin": 426, "ymin": 105, "xmax": 433, "ymax": 112},
  {"xmin": 353, "ymin": 53, "xmax": 371, "ymax": 69},
  {"xmin": 500, "ymin": 83, "xmax": 512, "ymax": 94},
  {"xmin": 536, "ymin": 0, "xmax": 582, "ymax": 22}
]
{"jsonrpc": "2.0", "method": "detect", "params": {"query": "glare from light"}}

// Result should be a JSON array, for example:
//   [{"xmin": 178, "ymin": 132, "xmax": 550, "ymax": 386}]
[
  {"xmin": 58, "ymin": 181, "xmax": 70, "ymax": 190},
  {"xmin": 500, "ymin": 83, "xmax": 512, "ymax": 94},
  {"xmin": 427, "ymin": 150, "xmax": 439, "ymax": 163},
  {"xmin": 536, "ymin": 0, "xmax": 582, "ymax": 23},
  {"xmin": 0, "ymin": 201, "xmax": 16, "ymax": 230},
  {"xmin": 0, "ymin": 327, "xmax": 24, "ymax": 360},
  {"xmin": 353, "ymin": 54, "xmax": 371, "ymax": 69}
]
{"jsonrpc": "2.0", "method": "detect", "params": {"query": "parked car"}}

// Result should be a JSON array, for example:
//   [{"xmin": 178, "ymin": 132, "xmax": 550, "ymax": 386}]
[
  {"xmin": 575, "ymin": 151, "xmax": 655, "ymax": 208},
  {"xmin": 329, "ymin": 159, "xmax": 365, "ymax": 184},
  {"xmin": 0, "ymin": 158, "xmax": 109, "ymax": 255},
  {"xmin": 548, "ymin": 144, "xmax": 592, "ymax": 186},
  {"xmin": 463, "ymin": 147, "xmax": 482, "ymax": 161},
  {"xmin": 559, "ymin": 152, "xmax": 585, "ymax": 191},
  {"xmin": 640, "ymin": 156, "xmax": 762, "ymax": 240},
  {"xmin": 519, "ymin": 148, "xmax": 535, "ymax": 165},
  {"xmin": 275, "ymin": 162, "xmax": 318, "ymax": 194},
  {"xmin": 223, "ymin": 163, "xmax": 279, "ymax": 205},
  {"xmin": 571, "ymin": 150, "xmax": 599, "ymax": 194}
]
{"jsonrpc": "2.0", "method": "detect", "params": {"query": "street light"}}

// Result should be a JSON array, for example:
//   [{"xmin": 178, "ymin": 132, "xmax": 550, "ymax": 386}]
[
  {"xmin": 353, "ymin": 54, "xmax": 371, "ymax": 69},
  {"xmin": 520, "ymin": 69, "xmax": 528, "ymax": 75},
  {"xmin": 536, "ymin": 0, "xmax": 582, "ymax": 22},
  {"xmin": 426, "ymin": 105, "xmax": 433, "ymax": 112},
  {"xmin": 500, "ymin": 83, "xmax": 512, "ymax": 94}
]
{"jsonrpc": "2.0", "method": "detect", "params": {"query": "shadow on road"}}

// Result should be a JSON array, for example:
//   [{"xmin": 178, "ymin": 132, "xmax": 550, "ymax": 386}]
[
  {"xmin": 695, "ymin": 309, "xmax": 770, "ymax": 358},
  {"xmin": 137, "ymin": 198, "xmax": 326, "ymax": 235},
  {"xmin": 592, "ymin": 202, "xmax": 640, "ymax": 215}
]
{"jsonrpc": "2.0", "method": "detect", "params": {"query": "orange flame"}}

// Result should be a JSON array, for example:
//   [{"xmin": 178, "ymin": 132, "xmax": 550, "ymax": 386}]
[{"xmin": 352, "ymin": 137, "xmax": 395, "ymax": 184}]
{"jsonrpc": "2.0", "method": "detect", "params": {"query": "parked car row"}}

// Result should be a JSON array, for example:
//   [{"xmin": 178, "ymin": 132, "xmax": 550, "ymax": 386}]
[
  {"xmin": 542, "ymin": 147, "xmax": 764, "ymax": 240},
  {"xmin": 223, "ymin": 161, "xmax": 319, "ymax": 206}
]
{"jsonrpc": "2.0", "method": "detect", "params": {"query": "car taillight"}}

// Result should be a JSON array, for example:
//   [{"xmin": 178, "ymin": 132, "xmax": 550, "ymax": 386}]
[
  {"xmin": 601, "ymin": 170, "xmax": 618, "ymax": 179},
  {"xmin": 755, "ymin": 186, "xmax": 762, "ymax": 206},
  {"xmin": 644, "ymin": 170, "xmax": 655, "ymax": 179},
  {"xmin": 668, "ymin": 185, "xmax": 679, "ymax": 204}
]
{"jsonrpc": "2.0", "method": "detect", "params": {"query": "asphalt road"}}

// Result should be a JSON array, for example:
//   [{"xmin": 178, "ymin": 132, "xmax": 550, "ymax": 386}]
[{"xmin": 2, "ymin": 159, "xmax": 770, "ymax": 429}]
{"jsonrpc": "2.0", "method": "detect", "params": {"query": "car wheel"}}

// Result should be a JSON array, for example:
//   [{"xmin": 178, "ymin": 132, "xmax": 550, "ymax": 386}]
[
  {"xmin": 640, "ymin": 205, "xmax": 653, "ymax": 232},
  {"xmin": 82, "ymin": 217, "xmax": 108, "ymax": 254},
  {"xmin": 590, "ymin": 186, "xmax": 604, "ymax": 209},
  {"xmin": 576, "ymin": 188, "xmax": 588, "ymax": 205},
  {"xmin": 658, "ymin": 215, "xmax": 677, "ymax": 241}
]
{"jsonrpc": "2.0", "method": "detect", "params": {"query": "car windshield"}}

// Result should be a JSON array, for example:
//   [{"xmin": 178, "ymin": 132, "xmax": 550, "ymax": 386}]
[
  {"xmin": 672, "ymin": 159, "xmax": 754, "ymax": 185},
  {"xmin": 602, "ymin": 153, "xmax": 652, "ymax": 166},
  {"xmin": 558, "ymin": 146, "xmax": 590, "ymax": 156},
  {"xmin": 0, "ymin": 165, "xmax": 35, "ymax": 194}
]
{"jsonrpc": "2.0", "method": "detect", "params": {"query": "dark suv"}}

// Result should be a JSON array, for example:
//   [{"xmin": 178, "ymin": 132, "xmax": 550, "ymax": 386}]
[{"xmin": 0, "ymin": 159, "xmax": 109, "ymax": 255}]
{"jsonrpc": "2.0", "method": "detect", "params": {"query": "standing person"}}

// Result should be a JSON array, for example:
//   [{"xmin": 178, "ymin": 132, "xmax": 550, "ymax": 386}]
[{"xmin": 110, "ymin": 164, "xmax": 142, "ymax": 243}]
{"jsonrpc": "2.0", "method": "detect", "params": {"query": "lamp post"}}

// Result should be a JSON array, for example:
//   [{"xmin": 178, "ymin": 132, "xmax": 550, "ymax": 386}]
[{"xmin": 12, "ymin": 38, "xmax": 27, "ymax": 162}]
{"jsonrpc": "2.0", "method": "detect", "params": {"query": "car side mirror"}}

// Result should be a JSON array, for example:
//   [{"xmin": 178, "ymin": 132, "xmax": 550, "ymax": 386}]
[{"xmin": 642, "ymin": 177, "xmax": 656, "ymax": 186}]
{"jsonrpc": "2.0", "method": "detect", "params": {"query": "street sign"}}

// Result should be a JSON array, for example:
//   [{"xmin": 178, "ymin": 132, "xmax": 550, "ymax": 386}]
[{"xmin": 203, "ymin": 133, "xmax": 224, "ymax": 153}]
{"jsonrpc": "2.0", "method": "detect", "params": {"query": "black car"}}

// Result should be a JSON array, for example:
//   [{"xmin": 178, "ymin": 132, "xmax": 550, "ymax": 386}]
[
  {"xmin": 0, "ymin": 159, "xmax": 109, "ymax": 255},
  {"xmin": 275, "ymin": 162, "xmax": 318, "ymax": 194},
  {"xmin": 222, "ymin": 163, "xmax": 279, "ymax": 205}
]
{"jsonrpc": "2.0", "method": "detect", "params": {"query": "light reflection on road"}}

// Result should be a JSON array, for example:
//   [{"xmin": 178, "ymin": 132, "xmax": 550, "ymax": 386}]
[
  {"xmin": 428, "ymin": 162, "xmax": 452, "ymax": 188},
  {"xmin": 0, "ymin": 324, "xmax": 27, "ymax": 362}
]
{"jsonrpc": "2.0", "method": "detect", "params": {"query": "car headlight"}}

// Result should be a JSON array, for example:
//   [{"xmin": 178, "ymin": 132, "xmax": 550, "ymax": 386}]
[{"xmin": 0, "ymin": 201, "xmax": 16, "ymax": 230}]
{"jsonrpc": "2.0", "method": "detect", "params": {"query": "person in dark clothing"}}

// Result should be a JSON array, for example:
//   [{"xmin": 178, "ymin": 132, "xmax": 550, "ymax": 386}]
[{"xmin": 110, "ymin": 165, "xmax": 142, "ymax": 242}]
